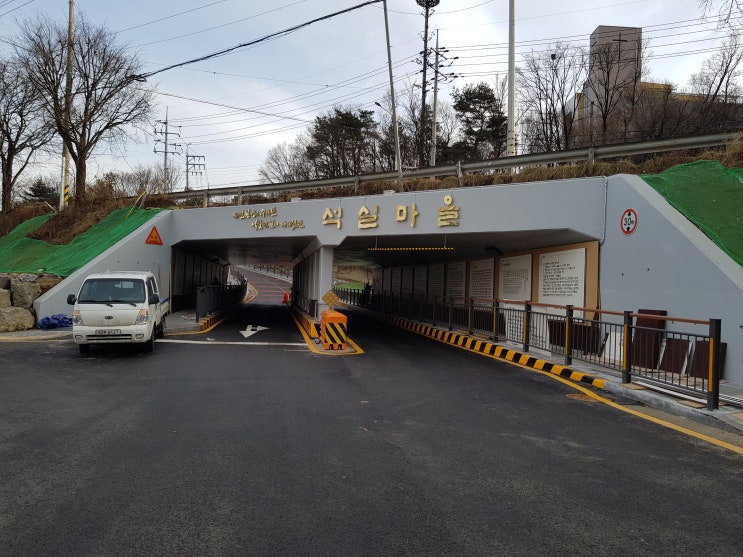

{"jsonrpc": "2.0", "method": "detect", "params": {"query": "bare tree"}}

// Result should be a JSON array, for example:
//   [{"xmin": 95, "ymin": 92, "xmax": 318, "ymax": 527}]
[
  {"xmin": 688, "ymin": 30, "xmax": 743, "ymax": 133},
  {"xmin": 396, "ymin": 81, "xmax": 427, "ymax": 169},
  {"xmin": 0, "ymin": 59, "xmax": 55, "ymax": 212},
  {"xmin": 15, "ymin": 14, "xmax": 154, "ymax": 200},
  {"xmin": 155, "ymin": 164, "xmax": 182, "ymax": 194},
  {"xmin": 518, "ymin": 43, "xmax": 586, "ymax": 152},
  {"xmin": 432, "ymin": 100, "xmax": 458, "ymax": 162},
  {"xmin": 699, "ymin": 0, "xmax": 743, "ymax": 23},
  {"xmin": 259, "ymin": 135, "xmax": 314, "ymax": 184},
  {"xmin": 628, "ymin": 82, "xmax": 685, "ymax": 140},
  {"xmin": 114, "ymin": 165, "xmax": 161, "ymax": 197},
  {"xmin": 689, "ymin": 31, "xmax": 743, "ymax": 102}
]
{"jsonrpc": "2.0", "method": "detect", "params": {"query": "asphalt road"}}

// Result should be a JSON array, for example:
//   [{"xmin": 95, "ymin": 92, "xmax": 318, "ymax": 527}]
[{"xmin": 1, "ymin": 291, "xmax": 743, "ymax": 555}]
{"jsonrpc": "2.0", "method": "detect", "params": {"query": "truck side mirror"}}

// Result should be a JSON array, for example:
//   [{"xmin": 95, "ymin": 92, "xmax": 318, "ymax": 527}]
[
  {"xmin": 67, "ymin": 294, "xmax": 77, "ymax": 305},
  {"xmin": 149, "ymin": 294, "xmax": 160, "ymax": 305}
]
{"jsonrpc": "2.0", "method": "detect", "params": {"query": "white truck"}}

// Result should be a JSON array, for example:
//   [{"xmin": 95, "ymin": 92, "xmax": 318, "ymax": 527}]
[{"xmin": 66, "ymin": 270, "xmax": 169, "ymax": 354}]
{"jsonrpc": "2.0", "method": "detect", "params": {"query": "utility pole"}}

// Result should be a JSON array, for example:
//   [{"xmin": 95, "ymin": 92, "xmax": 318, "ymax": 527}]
[
  {"xmin": 59, "ymin": 0, "xmax": 74, "ymax": 209},
  {"xmin": 416, "ymin": 0, "xmax": 440, "ymax": 169},
  {"xmin": 154, "ymin": 107, "xmax": 181, "ymax": 193},
  {"xmin": 185, "ymin": 145, "xmax": 205, "ymax": 191},
  {"xmin": 429, "ymin": 30, "xmax": 457, "ymax": 171},
  {"xmin": 430, "ymin": 30, "xmax": 440, "ymax": 170},
  {"xmin": 383, "ymin": 1, "xmax": 403, "ymax": 190}
]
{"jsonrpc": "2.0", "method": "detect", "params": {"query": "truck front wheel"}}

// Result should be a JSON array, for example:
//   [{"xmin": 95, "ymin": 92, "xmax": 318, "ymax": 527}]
[{"xmin": 144, "ymin": 330, "xmax": 155, "ymax": 352}]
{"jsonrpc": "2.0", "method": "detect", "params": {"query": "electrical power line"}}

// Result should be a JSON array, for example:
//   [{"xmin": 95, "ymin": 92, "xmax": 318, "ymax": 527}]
[{"xmin": 133, "ymin": 0, "xmax": 385, "ymax": 80}]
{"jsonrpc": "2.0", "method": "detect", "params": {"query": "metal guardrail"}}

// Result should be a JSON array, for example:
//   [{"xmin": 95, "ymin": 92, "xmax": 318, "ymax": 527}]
[
  {"xmin": 164, "ymin": 132, "xmax": 738, "ymax": 206},
  {"xmin": 243, "ymin": 264, "xmax": 292, "ymax": 280},
  {"xmin": 336, "ymin": 289, "xmax": 724, "ymax": 410}
]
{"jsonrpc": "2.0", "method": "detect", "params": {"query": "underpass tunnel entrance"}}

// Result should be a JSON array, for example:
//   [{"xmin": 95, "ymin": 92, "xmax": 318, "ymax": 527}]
[
  {"xmin": 167, "ymin": 225, "xmax": 602, "ymax": 328},
  {"xmin": 169, "ymin": 235, "xmax": 317, "ymax": 315},
  {"xmin": 170, "ymin": 247, "xmax": 231, "ymax": 313}
]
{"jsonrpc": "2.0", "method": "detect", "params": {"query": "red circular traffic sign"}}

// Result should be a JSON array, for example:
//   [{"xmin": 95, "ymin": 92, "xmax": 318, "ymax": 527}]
[{"xmin": 621, "ymin": 208, "xmax": 638, "ymax": 235}]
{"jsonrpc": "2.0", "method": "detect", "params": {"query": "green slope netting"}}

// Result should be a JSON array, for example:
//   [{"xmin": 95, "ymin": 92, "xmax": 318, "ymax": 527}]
[
  {"xmin": 0, "ymin": 208, "xmax": 166, "ymax": 276},
  {"xmin": 641, "ymin": 160, "xmax": 743, "ymax": 268}
]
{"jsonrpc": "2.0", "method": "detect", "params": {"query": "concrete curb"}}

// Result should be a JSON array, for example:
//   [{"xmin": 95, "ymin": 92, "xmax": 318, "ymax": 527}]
[
  {"xmin": 386, "ymin": 316, "xmax": 606, "ymax": 389},
  {"xmin": 0, "ymin": 328, "xmax": 71, "ymax": 341},
  {"xmin": 292, "ymin": 307, "xmax": 320, "ymax": 338}
]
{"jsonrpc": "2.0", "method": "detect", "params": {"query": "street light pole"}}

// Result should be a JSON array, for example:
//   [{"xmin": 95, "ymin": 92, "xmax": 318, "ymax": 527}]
[{"xmin": 383, "ymin": 1, "xmax": 403, "ymax": 189}]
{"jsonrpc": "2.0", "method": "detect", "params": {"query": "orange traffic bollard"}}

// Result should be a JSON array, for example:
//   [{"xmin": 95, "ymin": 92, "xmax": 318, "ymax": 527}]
[
  {"xmin": 320, "ymin": 309, "xmax": 347, "ymax": 350},
  {"xmin": 283, "ymin": 292, "xmax": 289, "ymax": 304}
]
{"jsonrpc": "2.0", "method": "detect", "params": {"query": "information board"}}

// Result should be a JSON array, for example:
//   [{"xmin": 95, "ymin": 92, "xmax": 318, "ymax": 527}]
[
  {"xmin": 383, "ymin": 267, "xmax": 392, "ymax": 292},
  {"xmin": 469, "ymin": 258, "xmax": 494, "ymax": 299},
  {"xmin": 391, "ymin": 267, "xmax": 402, "ymax": 294},
  {"xmin": 538, "ymin": 248, "xmax": 586, "ymax": 313},
  {"xmin": 499, "ymin": 254, "xmax": 532, "ymax": 300},
  {"xmin": 446, "ymin": 261, "xmax": 467, "ymax": 298},
  {"xmin": 429, "ymin": 264, "xmax": 445, "ymax": 298},
  {"xmin": 414, "ymin": 265, "xmax": 428, "ymax": 295},
  {"xmin": 401, "ymin": 266, "xmax": 414, "ymax": 294}
]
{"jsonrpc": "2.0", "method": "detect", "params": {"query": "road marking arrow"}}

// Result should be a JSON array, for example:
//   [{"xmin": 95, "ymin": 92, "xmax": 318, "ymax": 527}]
[{"xmin": 240, "ymin": 325, "xmax": 268, "ymax": 338}]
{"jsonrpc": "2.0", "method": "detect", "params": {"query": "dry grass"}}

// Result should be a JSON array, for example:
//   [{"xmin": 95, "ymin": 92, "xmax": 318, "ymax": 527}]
[
  {"xmin": 271, "ymin": 145, "xmax": 734, "ymax": 202},
  {"xmin": 24, "ymin": 187, "xmax": 173, "ymax": 245},
  {"xmin": 0, "ymin": 203, "xmax": 54, "ymax": 237}
]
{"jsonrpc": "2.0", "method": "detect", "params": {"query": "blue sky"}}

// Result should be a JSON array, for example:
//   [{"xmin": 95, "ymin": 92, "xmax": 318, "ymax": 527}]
[{"xmin": 0, "ymin": 0, "xmax": 726, "ymax": 188}]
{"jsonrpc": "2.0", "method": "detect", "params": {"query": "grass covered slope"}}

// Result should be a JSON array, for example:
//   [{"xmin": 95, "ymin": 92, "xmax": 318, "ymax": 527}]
[
  {"xmin": 642, "ymin": 160, "xmax": 743, "ymax": 268},
  {"xmin": 0, "ymin": 207, "xmax": 166, "ymax": 276}
]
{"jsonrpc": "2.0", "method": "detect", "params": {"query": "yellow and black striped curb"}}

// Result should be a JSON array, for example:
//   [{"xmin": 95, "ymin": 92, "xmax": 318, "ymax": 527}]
[
  {"xmin": 386, "ymin": 316, "xmax": 606, "ymax": 390},
  {"xmin": 199, "ymin": 315, "xmax": 220, "ymax": 330},
  {"xmin": 292, "ymin": 308, "xmax": 320, "ymax": 338}
]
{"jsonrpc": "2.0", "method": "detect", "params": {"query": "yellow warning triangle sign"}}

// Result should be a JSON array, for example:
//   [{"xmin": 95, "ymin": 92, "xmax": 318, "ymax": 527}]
[{"xmin": 145, "ymin": 226, "xmax": 163, "ymax": 245}]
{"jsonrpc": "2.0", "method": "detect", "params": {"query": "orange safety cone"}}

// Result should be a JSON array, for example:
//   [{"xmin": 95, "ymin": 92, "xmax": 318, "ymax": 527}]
[{"xmin": 282, "ymin": 292, "xmax": 289, "ymax": 304}]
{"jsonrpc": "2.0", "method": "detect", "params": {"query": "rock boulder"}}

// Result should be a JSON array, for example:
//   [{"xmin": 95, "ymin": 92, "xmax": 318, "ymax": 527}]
[
  {"xmin": 0, "ymin": 307, "xmax": 35, "ymax": 332},
  {"xmin": 10, "ymin": 279, "xmax": 42, "ymax": 309}
]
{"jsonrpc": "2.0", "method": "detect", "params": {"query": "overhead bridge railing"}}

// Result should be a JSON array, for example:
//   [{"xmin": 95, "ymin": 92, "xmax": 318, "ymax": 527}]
[
  {"xmin": 159, "ymin": 132, "xmax": 738, "ymax": 207},
  {"xmin": 335, "ymin": 289, "xmax": 723, "ymax": 410}
]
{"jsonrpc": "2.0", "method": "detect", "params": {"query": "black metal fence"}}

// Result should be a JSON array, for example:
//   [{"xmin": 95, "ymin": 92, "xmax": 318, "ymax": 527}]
[{"xmin": 336, "ymin": 289, "xmax": 723, "ymax": 410}]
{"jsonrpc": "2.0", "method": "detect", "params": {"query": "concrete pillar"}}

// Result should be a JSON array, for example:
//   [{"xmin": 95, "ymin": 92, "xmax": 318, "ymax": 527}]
[
  {"xmin": 295, "ymin": 259, "xmax": 309, "ymax": 312},
  {"xmin": 314, "ymin": 246, "xmax": 335, "ymax": 315}
]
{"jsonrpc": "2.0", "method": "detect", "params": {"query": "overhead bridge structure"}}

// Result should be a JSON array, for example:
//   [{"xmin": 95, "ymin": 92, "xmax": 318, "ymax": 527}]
[{"xmin": 35, "ymin": 172, "xmax": 743, "ymax": 387}]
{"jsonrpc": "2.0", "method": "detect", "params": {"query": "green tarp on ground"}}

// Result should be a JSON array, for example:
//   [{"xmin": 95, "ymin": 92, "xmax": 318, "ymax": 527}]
[
  {"xmin": 641, "ymin": 160, "xmax": 743, "ymax": 268},
  {"xmin": 0, "ymin": 207, "xmax": 166, "ymax": 276}
]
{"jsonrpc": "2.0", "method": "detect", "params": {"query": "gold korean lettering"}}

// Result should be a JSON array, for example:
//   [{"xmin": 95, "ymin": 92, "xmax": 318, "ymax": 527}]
[
  {"xmin": 322, "ymin": 207, "xmax": 343, "ymax": 229},
  {"xmin": 233, "ymin": 207, "xmax": 278, "ymax": 220},
  {"xmin": 396, "ymin": 204, "xmax": 420, "ymax": 227},
  {"xmin": 437, "ymin": 195, "xmax": 459, "ymax": 227},
  {"xmin": 358, "ymin": 205, "xmax": 379, "ymax": 229}
]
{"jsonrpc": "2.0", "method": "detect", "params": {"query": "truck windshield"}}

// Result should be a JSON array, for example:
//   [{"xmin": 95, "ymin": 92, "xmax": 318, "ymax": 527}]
[{"xmin": 78, "ymin": 278, "xmax": 146, "ymax": 304}]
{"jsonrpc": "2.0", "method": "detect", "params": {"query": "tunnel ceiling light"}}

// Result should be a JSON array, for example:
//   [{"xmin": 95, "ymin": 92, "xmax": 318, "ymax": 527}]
[{"xmin": 367, "ymin": 247, "xmax": 454, "ymax": 251}]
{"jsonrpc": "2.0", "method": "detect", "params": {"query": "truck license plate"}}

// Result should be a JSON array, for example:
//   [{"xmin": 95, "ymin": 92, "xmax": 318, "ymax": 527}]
[{"xmin": 95, "ymin": 329, "xmax": 121, "ymax": 335}]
